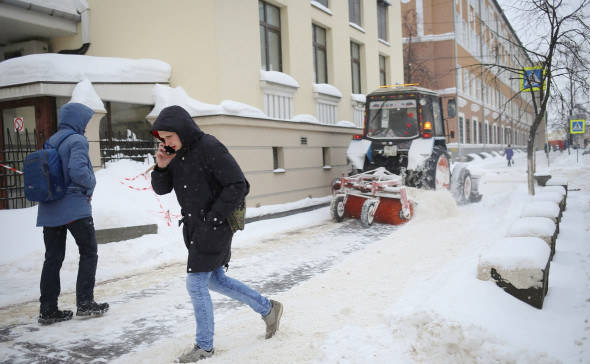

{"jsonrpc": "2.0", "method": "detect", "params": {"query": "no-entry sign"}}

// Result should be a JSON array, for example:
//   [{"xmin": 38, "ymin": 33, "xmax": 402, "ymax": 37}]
[{"xmin": 14, "ymin": 117, "xmax": 24, "ymax": 132}]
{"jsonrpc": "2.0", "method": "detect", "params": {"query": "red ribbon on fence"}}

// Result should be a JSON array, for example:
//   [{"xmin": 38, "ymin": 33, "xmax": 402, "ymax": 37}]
[
  {"xmin": 121, "ymin": 167, "xmax": 180, "ymax": 226},
  {"xmin": 0, "ymin": 163, "xmax": 23, "ymax": 175}
]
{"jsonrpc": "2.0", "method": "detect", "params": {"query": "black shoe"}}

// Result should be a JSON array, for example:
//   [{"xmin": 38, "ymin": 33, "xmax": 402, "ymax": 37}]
[
  {"xmin": 38, "ymin": 309, "xmax": 73, "ymax": 325},
  {"xmin": 76, "ymin": 301, "xmax": 109, "ymax": 317}
]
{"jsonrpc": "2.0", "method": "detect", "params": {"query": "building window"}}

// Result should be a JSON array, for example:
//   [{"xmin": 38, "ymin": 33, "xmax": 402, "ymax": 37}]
[
  {"xmin": 379, "ymin": 55, "xmax": 387, "ymax": 86},
  {"xmin": 349, "ymin": 0, "xmax": 362, "ymax": 26},
  {"xmin": 473, "ymin": 119, "xmax": 478, "ymax": 144},
  {"xmin": 322, "ymin": 147, "xmax": 331, "ymax": 168},
  {"xmin": 377, "ymin": 0, "xmax": 389, "ymax": 41},
  {"xmin": 272, "ymin": 146, "xmax": 284, "ymax": 171},
  {"xmin": 350, "ymin": 41, "xmax": 361, "ymax": 94},
  {"xmin": 259, "ymin": 1, "xmax": 282, "ymax": 71},
  {"xmin": 466, "ymin": 118, "xmax": 471, "ymax": 143},
  {"xmin": 313, "ymin": 24, "xmax": 328, "ymax": 84},
  {"xmin": 458, "ymin": 116, "xmax": 464, "ymax": 143},
  {"xmin": 315, "ymin": 0, "xmax": 329, "ymax": 7},
  {"xmin": 479, "ymin": 121, "xmax": 483, "ymax": 143}
]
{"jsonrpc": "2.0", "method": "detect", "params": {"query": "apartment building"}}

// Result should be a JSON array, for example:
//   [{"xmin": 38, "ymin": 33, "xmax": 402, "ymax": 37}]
[
  {"xmin": 0, "ymin": 0, "xmax": 404, "ymax": 209},
  {"xmin": 401, "ymin": 0, "xmax": 543, "ymax": 158}
]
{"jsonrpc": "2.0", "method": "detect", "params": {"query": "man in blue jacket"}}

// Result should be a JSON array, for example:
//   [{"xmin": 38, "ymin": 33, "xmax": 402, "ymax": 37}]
[
  {"xmin": 150, "ymin": 105, "xmax": 283, "ymax": 362},
  {"xmin": 37, "ymin": 103, "xmax": 109, "ymax": 325}
]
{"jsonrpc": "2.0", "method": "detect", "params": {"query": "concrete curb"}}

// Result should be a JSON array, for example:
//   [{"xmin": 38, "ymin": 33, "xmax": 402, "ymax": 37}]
[{"xmin": 95, "ymin": 202, "xmax": 331, "ymax": 244}]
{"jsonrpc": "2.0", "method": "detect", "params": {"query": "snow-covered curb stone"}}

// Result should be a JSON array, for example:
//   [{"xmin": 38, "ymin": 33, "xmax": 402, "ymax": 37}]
[
  {"xmin": 477, "ymin": 237, "xmax": 551, "ymax": 309},
  {"xmin": 505, "ymin": 217, "xmax": 557, "ymax": 259},
  {"xmin": 540, "ymin": 185, "xmax": 567, "ymax": 211},
  {"xmin": 546, "ymin": 177, "xmax": 568, "ymax": 198},
  {"xmin": 520, "ymin": 201, "xmax": 561, "ymax": 226},
  {"xmin": 532, "ymin": 191, "xmax": 566, "ymax": 214}
]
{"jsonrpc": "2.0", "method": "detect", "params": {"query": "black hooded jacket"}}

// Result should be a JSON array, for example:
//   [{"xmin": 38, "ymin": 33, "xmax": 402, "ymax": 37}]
[{"xmin": 150, "ymin": 105, "xmax": 247, "ymax": 272}]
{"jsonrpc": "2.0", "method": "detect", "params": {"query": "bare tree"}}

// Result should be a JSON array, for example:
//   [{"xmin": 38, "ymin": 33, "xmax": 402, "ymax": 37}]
[
  {"xmin": 402, "ymin": 8, "xmax": 434, "ymax": 87},
  {"xmin": 483, "ymin": 0, "xmax": 590, "ymax": 194},
  {"xmin": 548, "ymin": 41, "xmax": 590, "ymax": 152}
]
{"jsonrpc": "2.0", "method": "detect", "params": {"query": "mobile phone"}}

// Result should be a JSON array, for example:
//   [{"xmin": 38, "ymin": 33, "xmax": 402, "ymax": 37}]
[{"xmin": 164, "ymin": 146, "xmax": 176, "ymax": 155}]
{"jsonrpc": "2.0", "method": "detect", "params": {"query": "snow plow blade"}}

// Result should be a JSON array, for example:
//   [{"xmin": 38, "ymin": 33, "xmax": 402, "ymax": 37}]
[
  {"xmin": 330, "ymin": 167, "xmax": 414, "ymax": 228},
  {"xmin": 342, "ymin": 194, "xmax": 414, "ymax": 225}
]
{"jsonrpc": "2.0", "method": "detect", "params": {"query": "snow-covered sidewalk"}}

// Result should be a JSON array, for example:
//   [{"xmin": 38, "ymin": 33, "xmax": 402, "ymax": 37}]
[{"xmin": 1, "ymin": 150, "xmax": 589, "ymax": 363}]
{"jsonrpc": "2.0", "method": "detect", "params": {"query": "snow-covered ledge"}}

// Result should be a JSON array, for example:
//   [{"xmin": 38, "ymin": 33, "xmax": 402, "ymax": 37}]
[
  {"xmin": 260, "ymin": 70, "xmax": 299, "ymax": 120},
  {"xmin": 313, "ymin": 83, "xmax": 342, "ymax": 125}
]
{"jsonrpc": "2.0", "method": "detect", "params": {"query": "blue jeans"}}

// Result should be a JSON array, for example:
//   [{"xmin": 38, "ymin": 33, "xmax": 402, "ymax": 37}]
[
  {"xmin": 186, "ymin": 267, "xmax": 271, "ymax": 350},
  {"xmin": 40, "ymin": 217, "xmax": 98, "ymax": 313}
]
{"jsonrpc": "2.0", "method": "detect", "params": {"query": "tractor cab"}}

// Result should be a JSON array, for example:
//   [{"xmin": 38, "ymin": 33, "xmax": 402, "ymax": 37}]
[{"xmin": 347, "ymin": 86, "xmax": 456, "ymax": 189}]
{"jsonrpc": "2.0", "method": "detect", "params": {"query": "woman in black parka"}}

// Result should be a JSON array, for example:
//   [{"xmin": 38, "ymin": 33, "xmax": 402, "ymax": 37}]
[{"xmin": 150, "ymin": 105, "xmax": 282, "ymax": 362}]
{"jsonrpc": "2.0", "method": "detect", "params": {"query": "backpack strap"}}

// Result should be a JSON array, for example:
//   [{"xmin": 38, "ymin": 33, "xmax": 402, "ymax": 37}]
[{"xmin": 44, "ymin": 130, "xmax": 77, "ymax": 150}]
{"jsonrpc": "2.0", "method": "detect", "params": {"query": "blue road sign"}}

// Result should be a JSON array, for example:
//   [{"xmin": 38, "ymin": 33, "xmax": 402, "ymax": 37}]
[{"xmin": 570, "ymin": 120, "xmax": 585, "ymax": 134}]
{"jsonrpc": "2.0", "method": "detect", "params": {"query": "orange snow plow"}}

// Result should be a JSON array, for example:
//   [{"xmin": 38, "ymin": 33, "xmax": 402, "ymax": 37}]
[{"xmin": 330, "ymin": 167, "xmax": 414, "ymax": 228}]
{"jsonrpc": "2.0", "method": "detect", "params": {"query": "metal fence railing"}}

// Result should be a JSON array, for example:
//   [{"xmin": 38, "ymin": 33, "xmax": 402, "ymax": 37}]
[
  {"xmin": 100, "ymin": 131, "xmax": 158, "ymax": 166},
  {"xmin": 0, "ymin": 128, "xmax": 40, "ymax": 209},
  {"xmin": 0, "ymin": 129, "xmax": 158, "ymax": 210}
]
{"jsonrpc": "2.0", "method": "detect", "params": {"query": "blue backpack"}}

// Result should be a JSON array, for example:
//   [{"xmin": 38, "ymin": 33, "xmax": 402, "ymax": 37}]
[{"xmin": 23, "ymin": 131, "xmax": 76, "ymax": 202}]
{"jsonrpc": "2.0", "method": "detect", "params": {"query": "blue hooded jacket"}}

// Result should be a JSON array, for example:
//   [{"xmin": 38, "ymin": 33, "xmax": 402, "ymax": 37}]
[{"xmin": 37, "ymin": 103, "xmax": 96, "ymax": 227}]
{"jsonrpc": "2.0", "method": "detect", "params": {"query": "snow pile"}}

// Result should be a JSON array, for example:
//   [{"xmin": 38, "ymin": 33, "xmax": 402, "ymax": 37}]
[
  {"xmin": 69, "ymin": 78, "xmax": 106, "ymax": 112},
  {"xmin": 148, "ymin": 84, "xmax": 267, "ymax": 119}
]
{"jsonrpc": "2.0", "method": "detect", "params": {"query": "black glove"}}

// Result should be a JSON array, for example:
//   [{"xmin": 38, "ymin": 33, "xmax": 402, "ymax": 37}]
[{"xmin": 204, "ymin": 211, "xmax": 224, "ymax": 226}]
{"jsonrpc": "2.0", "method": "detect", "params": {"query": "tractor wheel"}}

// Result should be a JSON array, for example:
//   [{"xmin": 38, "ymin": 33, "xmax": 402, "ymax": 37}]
[
  {"xmin": 360, "ymin": 199, "xmax": 377, "ymax": 228},
  {"xmin": 451, "ymin": 165, "xmax": 472, "ymax": 205},
  {"xmin": 419, "ymin": 146, "xmax": 451, "ymax": 190},
  {"xmin": 330, "ymin": 196, "xmax": 346, "ymax": 222}
]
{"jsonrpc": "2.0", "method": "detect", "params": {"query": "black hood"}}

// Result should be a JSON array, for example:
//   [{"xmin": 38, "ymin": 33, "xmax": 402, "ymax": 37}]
[{"xmin": 150, "ymin": 105, "xmax": 204, "ymax": 151}]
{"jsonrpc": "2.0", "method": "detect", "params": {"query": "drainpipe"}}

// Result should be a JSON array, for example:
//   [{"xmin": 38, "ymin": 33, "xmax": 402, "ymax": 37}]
[{"xmin": 58, "ymin": 6, "xmax": 91, "ymax": 55}]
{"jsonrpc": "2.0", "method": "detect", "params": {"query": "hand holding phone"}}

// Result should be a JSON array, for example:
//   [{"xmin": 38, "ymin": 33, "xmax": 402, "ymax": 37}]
[{"xmin": 156, "ymin": 143, "xmax": 176, "ymax": 168}]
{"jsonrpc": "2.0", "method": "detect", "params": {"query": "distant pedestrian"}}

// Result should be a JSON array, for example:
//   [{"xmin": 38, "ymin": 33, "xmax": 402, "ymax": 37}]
[
  {"xmin": 37, "ymin": 103, "xmax": 109, "ymax": 325},
  {"xmin": 505, "ymin": 144, "xmax": 514, "ymax": 166},
  {"xmin": 150, "ymin": 105, "xmax": 283, "ymax": 363}
]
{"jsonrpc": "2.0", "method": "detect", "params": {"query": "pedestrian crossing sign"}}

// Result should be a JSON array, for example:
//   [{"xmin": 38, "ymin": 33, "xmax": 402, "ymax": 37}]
[{"xmin": 570, "ymin": 119, "xmax": 585, "ymax": 134}]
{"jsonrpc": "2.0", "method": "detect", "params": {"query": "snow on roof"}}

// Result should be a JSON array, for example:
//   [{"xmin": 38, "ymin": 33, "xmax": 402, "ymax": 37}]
[
  {"xmin": 506, "ymin": 217, "xmax": 556, "ymax": 237},
  {"xmin": 148, "ymin": 84, "xmax": 267, "ymax": 119},
  {"xmin": 479, "ymin": 237, "xmax": 550, "ymax": 270},
  {"xmin": 0, "ymin": 54, "xmax": 171, "ymax": 87},
  {"xmin": 26, "ymin": 0, "xmax": 88, "ymax": 15}
]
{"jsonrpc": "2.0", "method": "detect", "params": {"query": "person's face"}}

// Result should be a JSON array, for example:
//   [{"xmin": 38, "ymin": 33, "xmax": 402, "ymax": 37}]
[{"xmin": 158, "ymin": 131, "xmax": 182, "ymax": 151}]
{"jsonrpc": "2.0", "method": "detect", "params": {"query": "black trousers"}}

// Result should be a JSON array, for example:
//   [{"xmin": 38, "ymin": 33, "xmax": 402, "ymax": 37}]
[{"xmin": 40, "ymin": 217, "xmax": 98, "ymax": 313}]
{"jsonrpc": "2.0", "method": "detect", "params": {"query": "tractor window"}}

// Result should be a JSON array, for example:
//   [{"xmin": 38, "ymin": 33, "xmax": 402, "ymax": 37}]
[
  {"xmin": 366, "ymin": 99, "xmax": 419, "ymax": 138},
  {"xmin": 420, "ymin": 98, "xmax": 433, "ymax": 129},
  {"xmin": 432, "ymin": 99, "xmax": 444, "ymax": 137}
]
